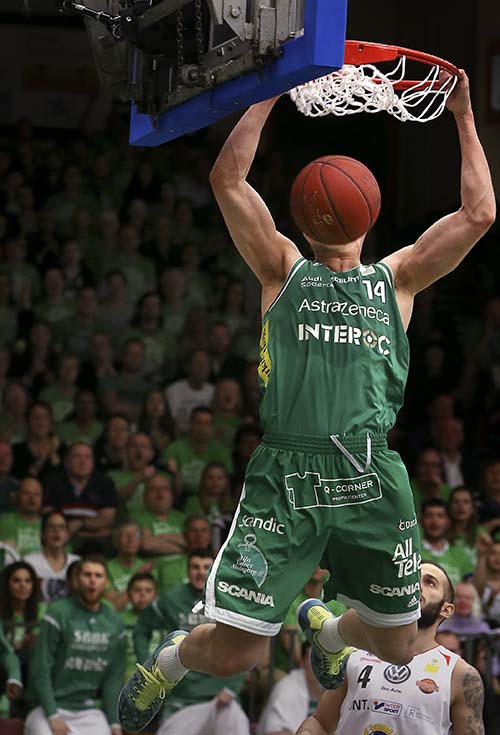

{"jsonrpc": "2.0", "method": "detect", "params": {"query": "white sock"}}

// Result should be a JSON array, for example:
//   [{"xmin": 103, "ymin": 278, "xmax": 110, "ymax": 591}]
[
  {"xmin": 157, "ymin": 642, "xmax": 188, "ymax": 681},
  {"xmin": 316, "ymin": 615, "xmax": 348, "ymax": 653}
]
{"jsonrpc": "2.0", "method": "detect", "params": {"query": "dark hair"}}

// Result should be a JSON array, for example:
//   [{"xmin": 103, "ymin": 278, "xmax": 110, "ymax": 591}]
[
  {"xmin": 421, "ymin": 498, "xmax": 448, "ymax": 516},
  {"xmin": 79, "ymin": 553, "xmax": 108, "ymax": 575},
  {"xmin": 28, "ymin": 400, "xmax": 53, "ymax": 422},
  {"xmin": 127, "ymin": 571, "xmax": 157, "ymax": 593},
  {"xmin": 137, "ymin": 390, "xmax": 175, "ymax": 444},
  {"xmin": 41, "ymin": 508, "xmax": 67, "ymax": 535},
  {"xmin": 183, "ymin": 514, "xmax": 210, "ymax": 532},
  {"xmin": 447, "ymin": 486, "xmax": 478, "ymax": 549},
  {"xmin": 421, "ymin": 559, "xmax": 455, "ymax": 604},
  {"xmin": 0, "ymin": 561, "xmax": 40, "ymax": 624},
  {"xmin": 131, "ymin": 291, "xmax": 163, "ymax": 329},
  {"xmin": 188, "ymin": 548, "xmax": 214, "ymax": 563},
  {"xmin": 190, "ymin": 406, "xmax": 213, "ymax": 421}
]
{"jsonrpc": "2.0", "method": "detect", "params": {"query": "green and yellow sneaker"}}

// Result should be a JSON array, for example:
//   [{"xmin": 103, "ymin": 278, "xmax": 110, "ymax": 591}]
[
  {"xmin": 297, "ymin": 598, "xmax": 355, "ymax": 689},
  {"xmin": 118, "ymin": 630, "xmax": 188, "ymax": 732}
]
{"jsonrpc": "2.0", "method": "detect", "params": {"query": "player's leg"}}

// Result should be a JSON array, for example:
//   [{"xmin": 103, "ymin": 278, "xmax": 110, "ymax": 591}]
[{"xmin": 300, "ymin": 447, "xmax": 421, "ymax": 687}]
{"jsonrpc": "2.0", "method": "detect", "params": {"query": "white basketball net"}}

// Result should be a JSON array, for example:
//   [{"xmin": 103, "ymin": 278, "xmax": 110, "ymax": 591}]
[{"xmin": 289, "ymin": 56, "xmax": 458, "ymax": 123}]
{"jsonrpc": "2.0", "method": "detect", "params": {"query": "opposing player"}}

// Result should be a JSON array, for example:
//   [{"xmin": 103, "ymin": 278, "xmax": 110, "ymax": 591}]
[
  {"xmin": 118, "ymin": 71, "xmax": 495, "ymax": 732},
  {"xmin": 296, "ymin": 561, "xmax": 486, "ymax": 735}
]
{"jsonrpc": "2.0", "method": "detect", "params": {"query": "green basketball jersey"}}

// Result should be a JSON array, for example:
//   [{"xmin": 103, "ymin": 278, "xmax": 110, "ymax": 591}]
[{"xmin": 258, "ymin": 258, "xmax": 409, "ymax": 435}]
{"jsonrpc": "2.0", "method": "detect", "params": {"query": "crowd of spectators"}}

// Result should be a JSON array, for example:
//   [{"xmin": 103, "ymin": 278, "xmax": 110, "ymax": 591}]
[{"xmin": 0, "ymin": 110, "xmax": 499, "ymax": 733}]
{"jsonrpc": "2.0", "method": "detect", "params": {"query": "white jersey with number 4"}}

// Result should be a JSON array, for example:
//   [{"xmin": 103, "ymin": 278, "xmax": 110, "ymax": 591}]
[{"xmin": 336, "ymin": 645, "xmax": 460, "ymax": 735}]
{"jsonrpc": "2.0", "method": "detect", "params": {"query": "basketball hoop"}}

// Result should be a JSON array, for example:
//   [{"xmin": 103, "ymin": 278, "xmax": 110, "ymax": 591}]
[{"xmin": 289, "ymin": 41, "xmax": 460, "ymax": 123}]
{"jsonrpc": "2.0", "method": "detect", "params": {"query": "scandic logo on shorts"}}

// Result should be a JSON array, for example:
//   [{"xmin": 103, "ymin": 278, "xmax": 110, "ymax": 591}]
[
  {"xmin": 369, "ymin": 582, "xmax": 420, "ymax": 597},
  {"xmin": 238, "ymin": 515, "xmax": 285, "ymax": 534},
  {"xmin": 217, "ymin": 581, "xmax": 275, "ymax": 607}
]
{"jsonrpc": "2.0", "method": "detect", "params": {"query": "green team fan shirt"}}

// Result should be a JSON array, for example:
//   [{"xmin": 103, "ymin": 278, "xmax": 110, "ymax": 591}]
[
  {"xmin": 203, "ymin": 259, "xmax": 421, "ymax": 633},
  {"xmin": 28, "ymin": 595, "xmax": 126, "ymax": 723}
]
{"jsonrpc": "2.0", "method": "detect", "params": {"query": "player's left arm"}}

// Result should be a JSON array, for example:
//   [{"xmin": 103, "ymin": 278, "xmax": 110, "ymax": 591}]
[
  {"xmin": 384, "ymin": 70, "xmax": 496, "ymax": 296},
  {"xmin": 295, "ymin": 681, "xmax": 348, "ymax": 734},
  {"xmin": 450, "ymin": 659, "xmax": 485, "ymax": 735}
]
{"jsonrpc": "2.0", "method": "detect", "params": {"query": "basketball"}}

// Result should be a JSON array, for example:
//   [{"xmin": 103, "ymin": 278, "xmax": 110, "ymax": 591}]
[{"xmin": 290, "ymin": 155, "xmax": 381, "ymax": 245}]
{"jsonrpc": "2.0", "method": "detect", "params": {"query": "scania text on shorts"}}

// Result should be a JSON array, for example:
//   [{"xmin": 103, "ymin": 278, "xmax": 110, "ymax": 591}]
[
  {"xmin": 217, "ymin": 580, "xmax": 275, "ymax": 607},
  {"xmin": 369, "ymin": 581, "xmax": 420, "ymax": 597}
]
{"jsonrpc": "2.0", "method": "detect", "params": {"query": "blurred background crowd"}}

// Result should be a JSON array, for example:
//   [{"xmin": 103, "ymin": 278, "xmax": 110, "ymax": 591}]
[{"xmin": 0, "ymin": 104, "xmax": 499, "ymax": 734}]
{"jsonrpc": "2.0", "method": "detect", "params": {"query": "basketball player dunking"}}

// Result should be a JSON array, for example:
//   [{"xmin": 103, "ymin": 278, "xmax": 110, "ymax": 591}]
[
  {"xmin": 119, "ymin": 71, "xmax": 495, "ymax": 733},
  {"xmin": 296, "ymin": 561, "xmax": 485, "ymax": 735}
]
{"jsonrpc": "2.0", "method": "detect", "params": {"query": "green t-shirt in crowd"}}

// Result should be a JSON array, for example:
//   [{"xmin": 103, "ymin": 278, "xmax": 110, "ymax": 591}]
[
  {"xmin": 411, "ymin": 480, "xmax": 452, "ymax": 516},
  {"xmin": 38, "ymin": 386, "xmax": 76, "ymax": 424},
  {"xmin": 0, "ymin": 513, "xmax": 42, "ymax": 556},
  {"xmin": 27, "ymin": 595, "xmax": 125, "ymax": 724},
  {"xmin": 107, "ymin": 469, "xmax": 171, "ymax": 513},
  {"xmin": 106, "ymin": 557, "xmax": 156, "ymax": 594},
  {"xmin": 163, "ymin": 438, "xmax": 233, "ymax": 496},
  {"xmin": 130, "ymin": 507, "xmax": 185, "ymax": 537},
  {"xmin": 56, "ymin": 419, "xmax": 103, "ymax": 446},
  {"xmin": 155, "ymin": 554, "xmax": 188, "ymax": 594},
  {"xmin": 421, "ymin": 539, "xmax": 473, "ymax": 587}
]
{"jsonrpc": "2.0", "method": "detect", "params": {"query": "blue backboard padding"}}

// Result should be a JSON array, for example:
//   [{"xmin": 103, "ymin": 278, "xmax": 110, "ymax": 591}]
[{"xmin": 129, "ymin": 0, "xmax": 347, "ymax": 146}]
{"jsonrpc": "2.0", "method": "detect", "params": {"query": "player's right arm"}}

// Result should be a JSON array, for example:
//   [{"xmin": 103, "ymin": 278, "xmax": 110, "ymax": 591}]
[
  {"xmin": 450, "ymin": 659, "xmax": 485, "ymax": 735},
  {"xmin": 296, "ymin": 680, "xmax": 348, "ymax": 734},
  {"xmin": 209, "ymin": 98, "xmax": 301, "ymax": 296}
]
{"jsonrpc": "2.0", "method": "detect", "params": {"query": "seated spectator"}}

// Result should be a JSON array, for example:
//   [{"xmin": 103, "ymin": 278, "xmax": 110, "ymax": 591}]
[
  {"xmin": 10, "ymin": 321, "xmax": 55, "ymax": 394},
  {"xmin": 164, "ymin": 407, "xmax": 233, "ymax": 501},
  {"xmin": 279, "ymin": 567, "xmax": 347, "ymax": 672},
  {"xmin": 138, "ymin": 388, "xmax": 175, "ymax": 456},
  {"xmin": 121, "ymin": 572, "xmax": 159, "ymax": 680},
  {"xmin": 107, "ymin": 431, "xmax": 157, "ymax": 512},
  {"xmin": 78, "ymin": 331, "xmax": 117, "ymax": 393},
  {"xmin": 477, "ymin": 460, "xmax": 500, "ymax": 538},
  {"xmin": 257, "ymin": 642, "xmax": 323, "ymax": 735},
  {"xmin": 439, "ymin": 581, "xmax": 493, "ymax": 636},
  {"xmin": 160, "ymin": 267, "xmax": 200, "ymax": 339},
  {"xmin": 432, "ymin": 416, "xmax": 478, "ymax": 488},
  {"xmin": 94, "ymin": 413, "xmax": 131, "ymax": 472},
  {"xmin": 411, "ymin": 447, "xmax": 452, "ymax": 515},
  {"xmin": 473, "ymin": 539, "xmax": 500, "ymax": 625},
  {"xmin": 56, "ymin": 388, "xmax": 103, "ymax": 446},
  {"xmin": 231, "ymin": 424, "xmax": 262, "ymax": 500},
  {"xmin": 100, "ymin": 337, "xmax": 150, "ymax": 422},
  {"xmin": 114, "ymin": 223, "xmax": 155, "ymax": 302},
  {"xmin": 96, "ymin": 269, "xmax": 133, "ymax": 336},
  {"xmin": 166, "ymin": 349, "xmax": 215, "ymax": 436},
  {"xmin": 0, "ymin": 478, "xmax": 43, "ymax": 556},
  {"xmin": 126, "ymin": 290, "xmax": 174, "ymax": 379},
  {"xmin": 57, "ymin": 286, "xmax": 99, "ymax": 361},
  {"xmin": 212, "ymin": 280, "xmax": 251, "ymax": 338},
  {"xmin": 24, "ymin": 510, "xmax": 80, "ymax": 603},
  {"xmin": 0, "ymin": 440, "xmax": 19, "ymax": 512},
  {"xmin": 45, "ymin": 163, "xmax": 97, "ymax": 229},
  {"xmin": 43, "ymin": 442, "xmax": 118, "ymax": 552},
  {"xmin": 135, "ymin": 548, "xmax": 249, "ymax": 735},
  {"xmin": 105, "ymin": 521, "xmax": 155, "ymax": 612},
  {"xmin": 207, "ymin": 320, "xmax": 247, "ymax": 385},
  {"xmin": 213, "ymin": 377, "xmax": 244, "ymax": 449},
  {"xmin": 11, "ymin": 402, "xmax": 61, "ymax": 480},
  {"xmin": 155, "ymin": 514, "xmax": 212, "ymax": 593},
  {"xmin": 39, "ymin": 352, "xmax": 80, "ymax": 423},
  {"xmin": 185, "ymin": 462, "xmax": 235, "ymax": 552},
  {"xmin": 3, "ymin": 238, "xmax": 39, "ymax": 308},
  {"xmin": 421, "ymin": 499, "xmax": 473, "ymax": 585},
  {"xmin": 447, "ymin": 485, "xmax": 490, "ymax": 567},
  {"xmin": 25, "ymin": 554, "xmax": 125, "ymax": 735},
  {"xmin": 130, "ymin": 474, "xmax": 185, "ymax": 557},
  {"xmin": 0, "ymin": 620, "xmax": 23, "ymax": 717},
  {"xmin": 0, "ymin": 271, "xmax": 18, "ymax": 348},
  {"xmin": 35, "ymin": 267, "xmax": 74, "ymax": 325},
  {"xmin": 0, "ymin": 560, "xmax": 43, "ymax": 716},
  {"xmin": 0, "ymin": 381, "xmax": 28, "ymax": 445}
]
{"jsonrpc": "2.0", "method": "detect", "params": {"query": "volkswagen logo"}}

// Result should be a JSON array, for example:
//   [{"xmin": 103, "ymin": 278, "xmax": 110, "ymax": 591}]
[{"xmin": 383, "ymin": 664, "xmax": 411, "ymax": 684}]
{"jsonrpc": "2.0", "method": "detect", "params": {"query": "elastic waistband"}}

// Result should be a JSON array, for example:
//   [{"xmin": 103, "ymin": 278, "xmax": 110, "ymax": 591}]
[{"xmin": 262, "ymin": 431, "xmax": 387, "ymax": 454}]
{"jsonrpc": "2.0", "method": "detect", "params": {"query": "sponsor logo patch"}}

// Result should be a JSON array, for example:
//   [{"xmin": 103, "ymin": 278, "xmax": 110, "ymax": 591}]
[
  {"xmin": 285, "ymin": 471, "xmax": 382, "ymax": 510},
  {"xmin": 383, "ymin": 665, "xmax": 411, "ymax": 685},
  {"xmin": 416, "ymin": 678, "xmax": 439, "ymax": 694},
  {"xmin": 231, "ymin": 534, "xmax": 268, "ymax": 588},
  {"xmin": 369, "ymin": 582, "xmax": 420, "ymax": 598},
  {"xmin": 363, "ymin": 725, "xmax": 398, "ymax": 735},
  {"xmin": 217, "ymin": 580, "xmax": 275, "ymax": 607},
  {"xmin": 371, "ymin": 700, "xmax": 402, "ymax": 717},
  {"xmin": 238, "ymin": 515, "xmax": 285, "ymax": 535},
  {"xmin": 391, "ymin": 538, "xmax": 421, "ymax": 580}
]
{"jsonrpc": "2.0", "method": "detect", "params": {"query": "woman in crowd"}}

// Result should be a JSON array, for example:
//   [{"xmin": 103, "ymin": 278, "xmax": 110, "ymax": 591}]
[
  {"xmin": 11, "ymin": 401, "xmax": 61, "ymax": 479},
  {"xmin": 474, "ymin": 539, "xmax": 500, "ymax": 625},
  {"xmin": 447, "ymin": 485, "xmax": 490, "ymax": 566},
  {"xmin": 138, "ymin": 389, "xmax": 175, "ymax": 455},
  {"xmin": 439, "ymin": 581, "xmax": 493, "ymax": 636}
]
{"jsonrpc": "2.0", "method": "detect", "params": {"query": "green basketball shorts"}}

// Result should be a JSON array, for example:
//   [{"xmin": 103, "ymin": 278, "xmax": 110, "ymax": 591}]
[{"xmin": 199, "ymin": 432, "xmax": 421, "ymax": 636}]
